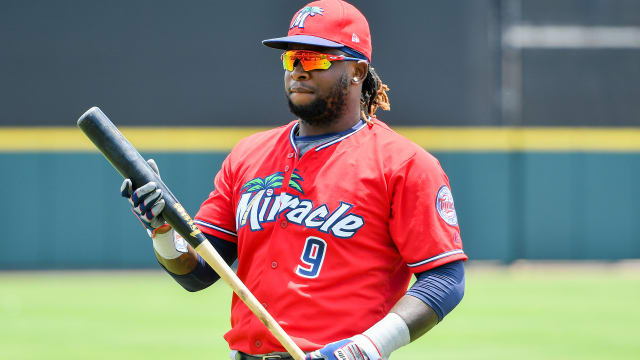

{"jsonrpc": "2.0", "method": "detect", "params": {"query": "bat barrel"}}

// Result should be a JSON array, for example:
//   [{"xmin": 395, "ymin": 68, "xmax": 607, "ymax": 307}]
[
  {"xmin": 77, "ymin": 106, "xmax": 205, "ymax": 248},
  {"xmin": 77, "ymin": 107, "xmax": 156, "ymax": 187}
]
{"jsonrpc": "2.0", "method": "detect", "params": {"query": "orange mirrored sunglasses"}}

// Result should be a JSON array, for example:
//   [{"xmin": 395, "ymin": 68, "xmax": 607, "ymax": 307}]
[{"xmin": 281, "ymin": 50, "xmax": 362, "ymax": 72}]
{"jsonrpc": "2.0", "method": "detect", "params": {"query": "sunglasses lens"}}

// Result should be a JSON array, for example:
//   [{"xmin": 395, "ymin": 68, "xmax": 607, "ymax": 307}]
[
  {"xmin": 282, "ymin": 52, "xmax": 295, "ymax": 71},
  {"xmin": 282, "ymin": 51, "xmax": 333, "ymax": 71}
]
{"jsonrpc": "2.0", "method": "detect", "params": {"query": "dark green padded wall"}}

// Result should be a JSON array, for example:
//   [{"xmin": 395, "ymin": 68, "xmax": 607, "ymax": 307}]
[{"xmin": 1, "ymin": 151, "xmax": 638, "ymax": 269}]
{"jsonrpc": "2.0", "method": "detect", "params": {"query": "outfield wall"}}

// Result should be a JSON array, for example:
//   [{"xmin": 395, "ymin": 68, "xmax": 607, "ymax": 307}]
[{"xmin": 1, "ymin": 127, "xmax": 638, "ymax": 269}]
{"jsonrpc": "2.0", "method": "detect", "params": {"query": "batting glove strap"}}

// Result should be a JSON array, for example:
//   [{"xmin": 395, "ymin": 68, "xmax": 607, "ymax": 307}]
[{"xmin": 151, "ymin": 225, "xmax": 188, "ymax": 259}]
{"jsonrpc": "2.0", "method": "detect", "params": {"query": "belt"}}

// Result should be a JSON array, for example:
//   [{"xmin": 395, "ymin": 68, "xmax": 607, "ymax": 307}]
[{"xmin": 235, "ymin": 352, "xmax": 295, "ymax": 360}]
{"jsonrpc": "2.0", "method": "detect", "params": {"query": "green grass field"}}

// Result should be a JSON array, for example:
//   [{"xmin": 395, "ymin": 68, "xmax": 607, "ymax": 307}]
[{"xmin": 1, "ymin": 264, "xmax": 639, "ymax": 359}]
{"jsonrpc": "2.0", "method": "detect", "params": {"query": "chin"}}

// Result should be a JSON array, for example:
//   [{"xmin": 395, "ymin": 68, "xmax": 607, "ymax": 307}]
[{"xmin": 288, "ymin": 93, "xmax": 316, "ymax": 105}]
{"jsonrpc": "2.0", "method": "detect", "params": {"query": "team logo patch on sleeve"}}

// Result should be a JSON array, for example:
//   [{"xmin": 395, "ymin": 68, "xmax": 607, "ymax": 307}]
[{"xmin": 436, "ymin": 185, "xmax": 458, "ymax": 226}]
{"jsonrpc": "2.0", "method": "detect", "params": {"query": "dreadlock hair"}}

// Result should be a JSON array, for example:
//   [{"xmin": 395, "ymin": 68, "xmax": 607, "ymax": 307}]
[{"xmin": 360, "ymin": 65, "xmax": 390, "ymax": 124}]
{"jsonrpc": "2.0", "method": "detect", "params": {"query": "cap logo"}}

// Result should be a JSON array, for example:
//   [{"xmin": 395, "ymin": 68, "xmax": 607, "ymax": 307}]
[
  {"xmin": 352, "ymin": 33, "xmax": 360, "ymax": 43},
  {"xmin": 290, "ymin": 6, "xmax": 324, "ymax": 29}
]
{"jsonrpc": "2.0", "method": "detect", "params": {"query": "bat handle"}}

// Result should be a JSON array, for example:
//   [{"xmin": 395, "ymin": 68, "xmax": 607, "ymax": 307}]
[{"xmin": 194, "ymin": 241, "xmax": 307, "ymax": 360}]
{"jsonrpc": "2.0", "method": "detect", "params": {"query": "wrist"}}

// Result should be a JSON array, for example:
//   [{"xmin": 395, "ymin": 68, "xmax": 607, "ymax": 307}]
[
  {"xmin": 150, "ymin": 225, "xmax": 188, "ymax": 259},
  {"xmin": 152, "ymin": 223, "xmax": 172, "ymax": 236},
  {"xmin": 361, "ymin": 313, "xmax": 410, "ymax": 360}
]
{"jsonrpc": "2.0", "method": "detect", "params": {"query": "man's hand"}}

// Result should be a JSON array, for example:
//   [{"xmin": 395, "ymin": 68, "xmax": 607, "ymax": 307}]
[
  {"xmin": 120, "ymin": 158, "xmax": 166, "ymax": 231},
  {"xmin": 306, "ymin": 335, "xmax": 383, "ymax": 360}
]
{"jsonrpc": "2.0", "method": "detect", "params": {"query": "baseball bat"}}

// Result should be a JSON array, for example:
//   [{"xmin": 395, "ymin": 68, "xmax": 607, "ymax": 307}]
[{"xmin": 77, "ymin": 106, "xmax": 306, "ymax": 360}]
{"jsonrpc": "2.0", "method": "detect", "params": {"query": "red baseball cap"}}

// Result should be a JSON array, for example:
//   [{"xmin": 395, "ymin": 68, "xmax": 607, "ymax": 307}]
[{"xmin": 262, "ymin": 0, "xmax": 372, "ymax": 62}]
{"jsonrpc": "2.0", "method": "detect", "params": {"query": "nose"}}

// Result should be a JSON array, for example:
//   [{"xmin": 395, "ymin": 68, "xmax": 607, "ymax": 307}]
[{"xmin": 290, "ymin": 60, "xmax": 310, "ymax": 81}]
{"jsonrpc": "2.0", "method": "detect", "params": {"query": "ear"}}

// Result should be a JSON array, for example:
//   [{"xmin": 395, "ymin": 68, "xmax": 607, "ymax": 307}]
[{"xmin": 350, "ymin": 60, "xmax": 369, "ymax": 84}]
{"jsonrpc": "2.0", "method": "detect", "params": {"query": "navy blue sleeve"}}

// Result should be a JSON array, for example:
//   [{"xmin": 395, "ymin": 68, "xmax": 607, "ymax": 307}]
[
  {"xmin": 160, "ymin": 233, "xmax": 238, "ymax": 292},
  {"xmin": 405, "ymin": 260, "xmax": 465, "ymax": 322}
]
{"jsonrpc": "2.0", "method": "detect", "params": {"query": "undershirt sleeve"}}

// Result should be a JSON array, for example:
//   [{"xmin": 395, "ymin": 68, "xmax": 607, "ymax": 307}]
[
  {"xmin": 405, "ymin": 260, "xmax": 465, "ymax": 322},
  {"xmin": 161, "ymin": 233, "xmax": 238, "ymax": 292}
]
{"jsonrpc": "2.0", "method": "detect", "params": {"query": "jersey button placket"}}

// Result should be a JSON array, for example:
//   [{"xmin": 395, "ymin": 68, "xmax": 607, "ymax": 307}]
[
  {"xmin": 280, "ymin": 152, "xmax": 295, "ymax": 192},
  {"xmin": 280, "ymin": 152, "xmax": 294, "ymax": 228}
]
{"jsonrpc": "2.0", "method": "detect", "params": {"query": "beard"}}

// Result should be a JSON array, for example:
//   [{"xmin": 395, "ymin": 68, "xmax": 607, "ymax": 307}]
[{"xmin": 286, "ymin": 74, "xmax": 350, "ymax": 128}]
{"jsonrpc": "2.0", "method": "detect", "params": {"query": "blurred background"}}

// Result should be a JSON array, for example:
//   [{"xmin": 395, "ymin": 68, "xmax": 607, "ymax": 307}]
[{"xmin": 0, "ymin": 0, "xmax": 638, "ymax": 359}]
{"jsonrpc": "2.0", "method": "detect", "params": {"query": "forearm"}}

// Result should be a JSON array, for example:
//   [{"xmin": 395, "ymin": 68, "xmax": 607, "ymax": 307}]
[
  {"xmin": 353, "ymin": 297, "xmax": 435, "ymax": 359},
  {"xmin": 358, "ymin": 261, "xmax": 465, "ymax": 358},
  {"xmin": 154, "ymin": 245, "xmax": 198, "ymax": 275},
  {"xmin": 351, "ymin": 294, "xmax": 441, "ymax": 360},
  {"xmin": 152, "ymin": 227, "xmax": 238, "ymax": 292},
  {"xmin": 390, "ymin": 294, "xmax": 439, "ymax": 341},
  {"xmin": 151, "ymin": 225, "xmax": 199, "ymax": 275}
]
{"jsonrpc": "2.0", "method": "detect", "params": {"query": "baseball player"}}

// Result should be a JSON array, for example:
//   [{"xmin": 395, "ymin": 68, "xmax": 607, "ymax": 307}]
[{"xmin": 120, "ymin": 1, "xmax": 467, "ymax": 359}]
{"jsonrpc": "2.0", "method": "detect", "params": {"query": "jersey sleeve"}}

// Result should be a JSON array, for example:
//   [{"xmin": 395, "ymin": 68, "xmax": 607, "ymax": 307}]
[
  {"xmin": 389, "ymin": 151, "xmax": 467, "ymax": 273},
  {"xmin": 194, "ymin": 154, "xmax": 238, "ymax": 243}
]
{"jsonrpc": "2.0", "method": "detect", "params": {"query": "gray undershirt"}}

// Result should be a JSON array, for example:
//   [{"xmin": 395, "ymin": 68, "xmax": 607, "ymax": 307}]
[
  {"xmin": 295, "ymin": 133, "xmax": 344, "ymax": 156},
  {"xmin": 294, "ymin": 120, "xmax": 365, "ymax": 156}
]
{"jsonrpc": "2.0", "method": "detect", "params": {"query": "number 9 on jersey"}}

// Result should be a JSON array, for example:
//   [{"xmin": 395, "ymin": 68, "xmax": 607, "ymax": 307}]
[{"xmin": 296, "ymin": 237, "xmax": 327, "ymax": 278}]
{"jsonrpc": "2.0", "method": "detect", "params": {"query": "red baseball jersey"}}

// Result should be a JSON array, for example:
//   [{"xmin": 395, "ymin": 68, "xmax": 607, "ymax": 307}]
[{"xmin": 194, "ymin": 118, "xmax": 467, "ymax": 354}]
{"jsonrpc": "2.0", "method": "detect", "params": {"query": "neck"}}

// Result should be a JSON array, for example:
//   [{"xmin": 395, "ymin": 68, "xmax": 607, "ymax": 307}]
[{"xmin": 298, "ymin": 101, "xmax": 362, "ymax": 137}]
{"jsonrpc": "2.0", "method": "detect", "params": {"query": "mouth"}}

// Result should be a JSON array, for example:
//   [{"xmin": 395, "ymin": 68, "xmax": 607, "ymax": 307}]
[{"xmin": 289, "ymin": 86, "xmax": 314, "ymax": 94}]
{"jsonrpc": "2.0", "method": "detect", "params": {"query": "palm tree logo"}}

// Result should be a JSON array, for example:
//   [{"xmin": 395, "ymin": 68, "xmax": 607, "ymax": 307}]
[
  {"xmin": 239, "ymin": 170, "xmax": 304, "ymax": 225},
  {"xmin": 290, "ymin": 6, "xmax": 324, "ymax": 29},
  {"xmin": 240, "ymin": 170, "xmax": 303, "ymax": 194}
]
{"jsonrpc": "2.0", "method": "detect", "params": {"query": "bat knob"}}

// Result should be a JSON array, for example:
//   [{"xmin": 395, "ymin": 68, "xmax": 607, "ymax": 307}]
[{"xmin": 77, "ymin": 106, "xmax": 105, "ymax": 127}]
